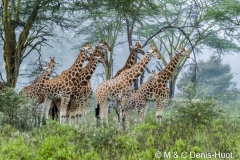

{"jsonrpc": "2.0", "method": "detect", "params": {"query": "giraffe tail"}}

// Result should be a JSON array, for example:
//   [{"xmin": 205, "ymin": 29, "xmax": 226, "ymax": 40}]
[{"xmin": 95, "ymin": 104, "xmax": 100, "ymax": 119}]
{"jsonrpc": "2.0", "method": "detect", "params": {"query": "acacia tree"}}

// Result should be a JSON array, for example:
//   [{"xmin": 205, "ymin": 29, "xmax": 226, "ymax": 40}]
[
  {"xmin": 73, "ymin": 0, "xmax": 123, "ymax": 80},
  {"xmin": 0, "ymin": 0, "xmax": 79, "ymax": 87},
  {"xmin": 205, "ymin": 0, "xmax": 240, "ymax": 26},
  {"xmin": 137, "ymin": 0, "xmax": 240, "ymax": 98},
  {"xmin": 106, "ymin": 0, "xmax": 159, "ymax": 89},
  {"xmin": 75, "ymin": 0, "xmax": 159, "ymax": 85}
]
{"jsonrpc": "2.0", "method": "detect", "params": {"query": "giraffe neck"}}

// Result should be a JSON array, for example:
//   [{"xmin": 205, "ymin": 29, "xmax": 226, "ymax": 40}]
[
  {"xmin": 113, "ymin": 49, "xmax": 137, "ymax": 78},
  {"xmin": 122, "ymin": 54, "xmax": 152, "ymax": 84},
  {"xmin": 158, "ymin": 53, "xmax": 181, "ymax": 81},
  {"xmin": 33, "ymin": 70, "xmax": 51, "ymax": 85},
  {"xmin": 138, "ymin": 77, "xmax": 156, "ymax": 97},
  {"xmin": 80, "ymin": 57, "xmax": 99, "ymax": 82},
  {"xmin": 65, "ymin": 51, "xmax": 87, "ymax": 73}
]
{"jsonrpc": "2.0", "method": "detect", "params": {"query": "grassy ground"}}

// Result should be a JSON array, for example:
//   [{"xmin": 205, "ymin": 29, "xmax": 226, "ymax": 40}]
[{"xmin": 0, "ymin": 98, "xmax": 240, "ymax": 160}]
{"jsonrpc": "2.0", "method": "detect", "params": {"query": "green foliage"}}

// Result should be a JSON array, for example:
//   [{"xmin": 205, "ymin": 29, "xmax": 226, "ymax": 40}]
[
  {"xmin": 205, "ymin": 0, "xmax": 240, "ymax": 26},
  {"xmin": 0, "ymin": 87, "xmax": 40, "ymax": 131},
  {"xmin": 171, "ymin": 98, "xmax": 222, "ymax": 128},
  {"xmin": 0, "ymin": 113, "xmax": 240, "ymax": 159}
]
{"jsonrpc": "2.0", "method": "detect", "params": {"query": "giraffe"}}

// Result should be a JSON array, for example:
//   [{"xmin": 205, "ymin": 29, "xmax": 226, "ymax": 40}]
[
  {"xmin": 112, "ymin": 42, "xmax": 145, "ymax": 78},
  {"xmin": 19, "ymin": 57, "xmax": 56, "ymax": 103},
  {"xmin": 47, "ymin": 43, "xmax": 93, "ymax": 120},
  {"xmin": 151, "ymin": 46, "xmax": 189, "ymax": 123},
  {"xmin": 43, "ymin": 40, "xmax": 110, "ymax": 124},
  {"xmin": 67, "ymin": 49, "xmax": 108, "ymax": 125},
  {"xmin": 75, "ymin": 41, "xmax": 111, "ymax": 124},
  {"xmin": 122, "ymin": 70, "xmax": 158, "ymax": 126},
  {"xmin": 96, "ymin": 45, "xmax": 161, "ymax": 126},
  {"xmin": 100, "ymin": 42, "xmax": 145, "ymax": 119},
  {"xmin": 42, "ymin": 43, "xmax": 94, "ymax": 124}
]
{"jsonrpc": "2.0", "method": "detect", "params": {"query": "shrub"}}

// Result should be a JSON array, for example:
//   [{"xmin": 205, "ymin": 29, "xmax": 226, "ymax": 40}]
[
  {"xmin": 0, "ymin": 87, "xmax": 40, "ymax": 131},
  {"xmin": 171, "ymin": 98, "xmax": 223, "ymax": 128}
]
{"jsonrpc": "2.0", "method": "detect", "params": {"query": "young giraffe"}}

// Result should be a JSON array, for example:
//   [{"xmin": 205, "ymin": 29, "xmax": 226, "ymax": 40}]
[
  {"xmin": 96, "ymin": 45, "xmax": 161, "ymax": 126},
  {"xmin": 112, "ymin": 42, "xmax": 145, "ymax": 78},
  {"xmin": 152, "ymin": 46, "xmax": 189, "ymax": 122},
  {"xmin": 19, "ymin": 57, "xmax": 56, "ymax": 103},
  {"xmin": 42, "ymin": 44, "xmax": 94, "ymax": 124},
  {"xmin": 66, "ymin": 44, "xmax": 110, "ymax": 125},
  {"xmin": 96, "ymin": 42, "xmax": 145, "ymax": 120},
  {"xmin": 122, "ymin": 70, "xmax": 158, "ymax": 125}
]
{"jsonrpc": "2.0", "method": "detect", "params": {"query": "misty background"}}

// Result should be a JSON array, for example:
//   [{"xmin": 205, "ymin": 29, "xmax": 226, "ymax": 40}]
[{"xmin": 1, "ymin": 30, "xmax": 239, "ymax": 93}]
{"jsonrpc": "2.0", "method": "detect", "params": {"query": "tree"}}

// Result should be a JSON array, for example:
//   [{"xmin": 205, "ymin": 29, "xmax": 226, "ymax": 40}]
[
  {"xmin": 75, "ymin": 0, "xmax": 159, "ymax": 86},
  {"xmin": 136, "ymin": 0, "xmax": 240, "ymax": 98},
  {"xmin": 0, "ymin": 0, "xmax": 79, "ymax": 88},
  {"xmin": 177, "ymin": 56, "xmax": 239, "ymax": 102},
  {"xmin": 205, "ymin": 0, "xmax": 240, "ymax": 26}
]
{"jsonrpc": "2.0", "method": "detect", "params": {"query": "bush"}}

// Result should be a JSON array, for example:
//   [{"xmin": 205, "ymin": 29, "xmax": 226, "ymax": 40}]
[
  {"xmin": 171, "ymin": 98, "xmax": 223, "ymax": 128},
  {"xmin": 0, "ymin": 87, "xmax": 40, "ymax": 131}
]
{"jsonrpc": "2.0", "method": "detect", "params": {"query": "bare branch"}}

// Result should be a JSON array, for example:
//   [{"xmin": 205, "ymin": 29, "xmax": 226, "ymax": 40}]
[{"xmin": 0, "ymin": 73, "xmax": 6, "ymax": 83}]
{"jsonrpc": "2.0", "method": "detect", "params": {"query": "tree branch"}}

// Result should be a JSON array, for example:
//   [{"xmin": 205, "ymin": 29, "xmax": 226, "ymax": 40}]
[{"xmin": 0, "ymin": 73, "xmax": 6, "ymax": 83}]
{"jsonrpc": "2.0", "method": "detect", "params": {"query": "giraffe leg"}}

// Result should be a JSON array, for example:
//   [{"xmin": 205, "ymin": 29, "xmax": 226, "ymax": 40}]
[
  {"xmin": 142, "ymin": 101, "xmax": 149, "ymax": 122},
  {"xmin": 67, "ymin": 100, "xmax": 75, "ymax": 126},
  {"xmin": 76, "ymin": 99, "xmax": 84, "ymax": 124},
  {"xmin": 156, "ymin": 96, "xmax": 168, "ymax": 123},
  {"xmin": 83, "ymin": 94, "xmax": 91, "ymax": 123},
  {"xmin": 124, "ymin": 108, "xmax": 131, "ymax": 131},
  {"xmin": 99, "ymin": 98, "xmax": 109, "ymax": 127},
  {"xmin": 119, "ymin": 96, "xmax": 130, "ymax": 130},
  {"xmin": 59, "ymin": 95, "xmax": 71, "ymax": 124},
  {"xmin": 43, "ymin": 98, "xmax": 52, "ymax": 121}
]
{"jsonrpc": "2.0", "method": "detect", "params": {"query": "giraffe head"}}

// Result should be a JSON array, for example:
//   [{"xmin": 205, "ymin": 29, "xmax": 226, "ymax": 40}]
[
  {"xmin": 176, "ymin": 46, "xmax": 190, "ymax": 58},
  {"xmin": 43, "ymin": 63, "xmax": 53, "ymax": 74},
  {"xmin": 94, "ymin": 56, "xmax": 107, "ymax": 64},
  {"xmin": 149, "ymin": 70, "xmax": 158, "ymax": 80},
  {"xmin": 146, "ymin": 45, "xmax": 161, "ymax": 59},
  {"xmin": 49, "ymin": 57, "xmax": 56, "ymax": 69},
  {"xmin": 97, "ymin": 40, "xmax": 112, "ymax": 52},
  {"xmin": 81, "ymin": 43, "xmax": 94, "ymax": 60},
  {"xmin": 130, "ymin": 42, "xmax": 145, "ymax": 55},
  {"xmin": 93, "ymin": 49, "xmax": 108, "ymax": 65}
]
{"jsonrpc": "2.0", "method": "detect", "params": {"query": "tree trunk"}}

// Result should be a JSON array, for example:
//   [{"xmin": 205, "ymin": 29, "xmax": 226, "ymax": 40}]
[
  {"xmin": 126, "ymin": 18, "xmax": 139, "ymax": 90},
  {"xmin": 3, "ymin": 0, "xmax": 42, "ymax": 88},
  {"xmin": 139, "ymin": 70, "xmax": 145, "ymax": 86},
  {"xmin": 169, "ymin": 73, "xmax": 178, "ymax": 100},
  {"xmin": 104, "ymin": 50, "xmax": 112, "ymax": 80},
  {"xmin": 3, "ymin": 25, "xmax": 18, "ymax": 87}
]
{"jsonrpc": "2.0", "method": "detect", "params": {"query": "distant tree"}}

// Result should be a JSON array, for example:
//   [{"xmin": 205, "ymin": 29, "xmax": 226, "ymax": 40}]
[
  {"xmin": 177, "ymin": 56, "xmax": 239, "ymax": 102},
  {"xmin": 0, "ymin": 0, "xmax": 79, "ymax": 88}
]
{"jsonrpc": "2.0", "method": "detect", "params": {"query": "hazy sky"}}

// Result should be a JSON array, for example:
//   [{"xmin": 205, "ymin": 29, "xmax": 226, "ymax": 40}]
[{"xmin": 1, "ymin": 37, "xmax": 240, "ymax": 91}]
